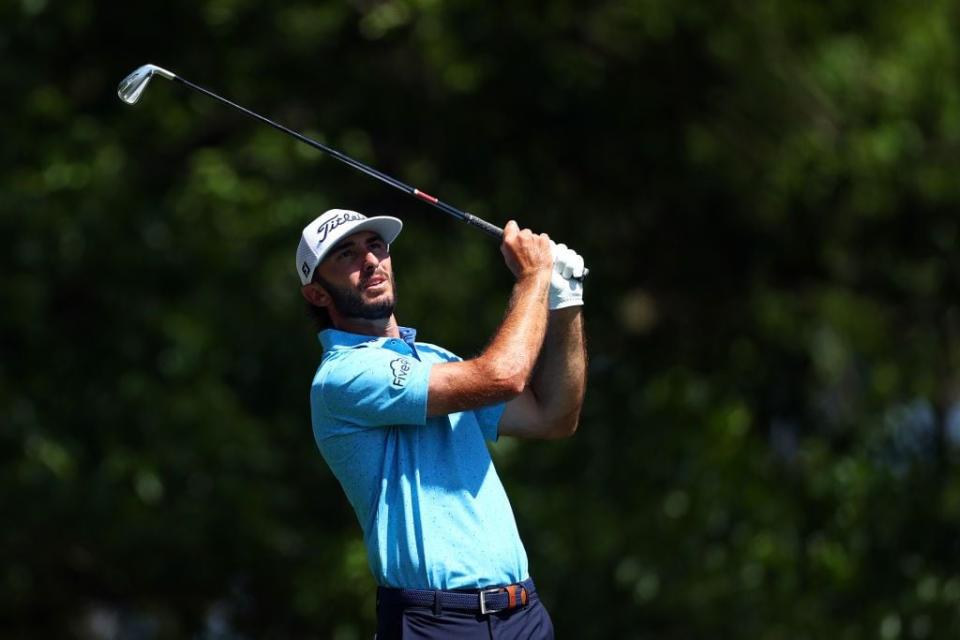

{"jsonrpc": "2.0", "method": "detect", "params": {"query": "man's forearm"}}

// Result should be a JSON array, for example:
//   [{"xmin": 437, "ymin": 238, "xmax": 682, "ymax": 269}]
[
  {"xmin": 477, "ymin": 272, "xmax": 552, "ymax": 392},
  {"xmin": 528, "ymin": 307, "xmax": 587, "ymax": 434}
]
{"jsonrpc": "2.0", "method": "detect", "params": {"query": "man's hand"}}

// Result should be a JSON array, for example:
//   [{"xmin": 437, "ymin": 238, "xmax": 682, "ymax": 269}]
[
  {"xmin": 500, "ymin": 221, "xmax": 554, "ymax": 281},
  {"xmin": 549, "ymin": 242, "xmax": 587, "ymax": 310}
]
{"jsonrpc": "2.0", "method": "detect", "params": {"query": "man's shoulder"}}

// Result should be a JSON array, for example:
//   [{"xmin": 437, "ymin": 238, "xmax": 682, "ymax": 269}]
[
  {"xmin": 314, "ymin": 338, "xmax": 434, "ymax": 389},
  {"xmin": 414, "ymin": 341, "xmax": 463, "ymax": 363},
  {"xmin": 311, "ymin": 336, "xmax": 433, "ymax": 430},
  {"xmin": 317, "ymin": 342, "xmax": 387, "ymax": 376}
]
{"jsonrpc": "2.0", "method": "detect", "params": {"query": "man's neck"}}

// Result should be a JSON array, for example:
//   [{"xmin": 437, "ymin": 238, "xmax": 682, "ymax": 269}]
[{"xmin": 331, "ymin": 314, "xmax": 401, "ymax": 338}]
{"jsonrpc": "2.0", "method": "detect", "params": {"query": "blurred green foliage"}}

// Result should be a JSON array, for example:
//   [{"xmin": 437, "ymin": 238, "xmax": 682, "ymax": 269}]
[{"xmin": 3, "ymin": 0, "xmax": 960, "ymax": 637}]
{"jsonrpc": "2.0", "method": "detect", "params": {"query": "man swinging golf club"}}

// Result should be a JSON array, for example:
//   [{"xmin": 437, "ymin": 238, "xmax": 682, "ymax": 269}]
[
  {"xmin": 118, "ymin": 64, "xmax": 588, "ymax": 635},
  {"xmin": 297, "ymin": 208, "xmax": 587, "ymax": 639}
]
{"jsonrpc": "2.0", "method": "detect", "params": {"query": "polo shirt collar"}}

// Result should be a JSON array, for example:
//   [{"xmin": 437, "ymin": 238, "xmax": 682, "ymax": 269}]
[{"xmin": 319, "ymin": 326, "xmax": 419, "ymax": 352}]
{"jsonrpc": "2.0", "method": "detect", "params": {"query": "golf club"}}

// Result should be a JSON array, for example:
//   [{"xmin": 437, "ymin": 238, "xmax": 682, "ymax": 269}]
[
  {"xmin": 118, "ymin": 63, "xmax": 587, "ymax": 278},
  {"xmin": 117, "ymin": 64, "xmax": 503, "ymax": 238}
]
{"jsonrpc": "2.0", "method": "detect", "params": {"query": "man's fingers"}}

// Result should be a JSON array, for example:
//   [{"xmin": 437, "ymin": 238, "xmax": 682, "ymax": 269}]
[
  {"xmin": 555, "ymin": 247, "xmax": 585, "ymax": 279},
  {"xmin": 539, "ymin": 233, "xmax": 551, "ymax": 253},
  {"xmin": 556, "ymin": 245, "xmax": 574, "ymax": 278},
  {"xmin": 572, "ymin": 254, "xmax": 585, "ymax": 278},
  {"xmin": 501, "ymin": 221, "xmax": 554, "ymax": 276},
  {"xmin": 563, "ymin": 252, "xmax": 582, "ymax": 278}
]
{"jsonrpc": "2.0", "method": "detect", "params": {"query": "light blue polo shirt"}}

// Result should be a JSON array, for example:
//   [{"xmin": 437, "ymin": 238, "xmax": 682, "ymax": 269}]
[{"xmin": 310, "ymin": 326, "xmax": 530, "ymax": 590}]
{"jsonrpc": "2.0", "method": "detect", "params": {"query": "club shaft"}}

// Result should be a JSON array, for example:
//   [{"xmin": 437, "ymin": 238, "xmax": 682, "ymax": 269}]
[{"xmin": 173, "ymin": 76, "xmax": 504, "ymax": 239}]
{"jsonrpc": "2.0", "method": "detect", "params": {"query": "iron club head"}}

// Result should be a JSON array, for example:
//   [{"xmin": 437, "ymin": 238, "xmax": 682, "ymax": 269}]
[{"xmin": 117, "ymin": 64, "xmax": 176, "ymax": 105}]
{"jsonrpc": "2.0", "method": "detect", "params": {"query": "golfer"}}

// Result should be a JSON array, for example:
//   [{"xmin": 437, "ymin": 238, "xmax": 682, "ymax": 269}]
[{"xmin": 297, "ymin": 208, "xmax": 587, "ymax": 639}]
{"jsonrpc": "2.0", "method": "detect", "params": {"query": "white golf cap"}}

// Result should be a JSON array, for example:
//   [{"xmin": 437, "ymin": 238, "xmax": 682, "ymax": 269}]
[{"xmin": 296, "ymin": 208, "xmax": 403, "ymax": 285}]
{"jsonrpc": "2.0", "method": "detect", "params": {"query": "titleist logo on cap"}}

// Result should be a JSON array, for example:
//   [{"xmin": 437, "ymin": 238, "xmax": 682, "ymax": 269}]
[{"xmin": 315, "ymin": 211, "xmax": 365, "ymax": 245}]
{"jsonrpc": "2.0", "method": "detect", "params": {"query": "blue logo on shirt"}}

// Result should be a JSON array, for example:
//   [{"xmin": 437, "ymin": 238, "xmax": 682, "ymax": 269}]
[{"xmin": 390, "ymin": 357, "xmax": 411, "ymax": 387}]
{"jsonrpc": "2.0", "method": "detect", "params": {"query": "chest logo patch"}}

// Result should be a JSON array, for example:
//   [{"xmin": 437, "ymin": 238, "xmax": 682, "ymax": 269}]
[{"xmin": 390, "ymin": 357, "xmax": 412, "ymax": 387}]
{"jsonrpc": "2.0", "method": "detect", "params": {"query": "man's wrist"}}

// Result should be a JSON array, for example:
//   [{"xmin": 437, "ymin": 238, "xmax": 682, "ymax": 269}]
[
  {"xmin": 550, "ymin": 301, "xmax": 584, "ymax": 314},
  {"xmin": 550, "ymin": 296, "xmax": 584, "ymax": 311},
  {"xmin": 517, "ymin": 269, "xmax": 552, "ymax": 286}
]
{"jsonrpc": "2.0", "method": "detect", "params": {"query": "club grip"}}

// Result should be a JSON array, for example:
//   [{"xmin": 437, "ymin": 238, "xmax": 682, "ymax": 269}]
[{"xmin": 462, "ymin": 212, "xmax": 504, "ymax": 239}]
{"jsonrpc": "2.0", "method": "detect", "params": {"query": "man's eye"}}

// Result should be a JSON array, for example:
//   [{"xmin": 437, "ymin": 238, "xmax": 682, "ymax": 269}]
[{"xmin": 339, "ymin": 249, "xmax": 354, "ymax": 259}]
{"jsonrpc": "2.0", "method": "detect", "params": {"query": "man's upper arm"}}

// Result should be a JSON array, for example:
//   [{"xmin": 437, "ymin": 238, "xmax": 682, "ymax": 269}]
[
  {"xmin": 317, "ymin": 349, "xmax": 431, "ymax": 427},
  {"xmin": 427, "ymin": 361, "xmax": 567, "ymax": 438},
  {"xmin": 427, "ymin": 359, "xmax": 524, "ymax": 417}
]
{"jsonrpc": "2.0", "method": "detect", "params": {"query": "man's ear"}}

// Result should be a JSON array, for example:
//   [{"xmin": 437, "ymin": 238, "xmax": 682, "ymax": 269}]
[{"xmin": 301, "ymin": 282, "xmax": 331, "ymax": 308}]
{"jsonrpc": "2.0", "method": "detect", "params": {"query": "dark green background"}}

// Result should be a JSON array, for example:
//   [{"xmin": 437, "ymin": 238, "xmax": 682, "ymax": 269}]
[{"xmin": 4, "ymin": 0, "xmax": 960, "ymax": 637}]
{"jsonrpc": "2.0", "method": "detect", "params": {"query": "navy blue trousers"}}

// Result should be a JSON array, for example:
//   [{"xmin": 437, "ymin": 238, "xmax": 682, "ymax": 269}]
[{"xmin": 375, "ymin": 582, "xmax": 555, "ymax": 639}]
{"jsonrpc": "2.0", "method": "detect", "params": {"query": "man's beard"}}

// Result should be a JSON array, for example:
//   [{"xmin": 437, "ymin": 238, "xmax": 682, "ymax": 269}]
[{"xmin": 315, "ymin": 272, "xmax": 396, "ymax": 320}]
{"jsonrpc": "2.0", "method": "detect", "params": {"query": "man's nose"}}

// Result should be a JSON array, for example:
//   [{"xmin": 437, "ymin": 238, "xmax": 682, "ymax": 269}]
[{"xmin": 362, "ymin": 250, "xmax": 380, "ymax": 270}]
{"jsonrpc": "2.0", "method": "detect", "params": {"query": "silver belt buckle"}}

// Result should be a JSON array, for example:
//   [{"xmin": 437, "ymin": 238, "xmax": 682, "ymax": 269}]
[{"xmin": 479, "ymin": 587, "xmax": 505, "ymax": 615}]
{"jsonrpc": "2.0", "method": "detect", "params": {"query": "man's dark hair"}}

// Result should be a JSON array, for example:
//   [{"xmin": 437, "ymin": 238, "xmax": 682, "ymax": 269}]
[
  {"xmin": 305, "ymin": 300, "xmax": 331, "ymax": 332},
  {"xmin": 305, "ymin": 270, "xmax": 331, "ymax": 332}
]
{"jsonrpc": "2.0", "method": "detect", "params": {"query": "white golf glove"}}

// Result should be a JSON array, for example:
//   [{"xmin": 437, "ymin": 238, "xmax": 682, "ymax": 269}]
[{"xmin": 549, "ymin": 242, "xmax": 587, "ymax": 310}]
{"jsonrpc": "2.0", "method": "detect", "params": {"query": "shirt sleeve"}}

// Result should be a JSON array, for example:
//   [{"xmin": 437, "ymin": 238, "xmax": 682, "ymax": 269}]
[
  {"xmin": 475, "ymin": 402, "xmax": 507, "ymax": 442},
  {"xmin": 316, "ymin": 348, "xmax": 432, "ymax": 427}
]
